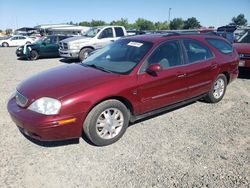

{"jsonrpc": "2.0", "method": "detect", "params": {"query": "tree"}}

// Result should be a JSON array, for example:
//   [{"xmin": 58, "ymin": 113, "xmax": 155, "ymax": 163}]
[
  {"xmin": 232, "ymin": 14, "xmax": 247, "ymax": 26},
  {"xmin": 155, "ymin": 21, "xmax": 170, "ymax": 30},
  {"xmin": 79, "ymin": 21, "xmax": 91, "ymax": 27},
  {"xmin": 170, "ymin": 18, "xmax": 184, "ymax": 30},
  {"xmin": 183, "ymin": 17, "xmax": 201, "ymax": 29},
  {"xmin": 134, "ymin": 18, "xmax": 155, "ymax": 30},
  {"xmin": 0, "ymin": 29, "xmax": 2, "ymax": 33},
  {"xmin": 110, "ymin": 18, "xmax": 129, "ymax": 29},
  {"xmin": 90, "ymin": 20, "xmax": 107, "ymax": 27},
  {"xmin": 5, "ymin": 29, "xmax": 13, "ymax": 35}
]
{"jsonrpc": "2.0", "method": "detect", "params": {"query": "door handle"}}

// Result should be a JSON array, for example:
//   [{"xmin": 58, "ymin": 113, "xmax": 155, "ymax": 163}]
[
  {"xmin": 211, "ymin": 64, "xmax": 217, "ymax": 69},
  {"xmin": 177, "ymin": 73, "xmax": 186, "ymax": 78}
]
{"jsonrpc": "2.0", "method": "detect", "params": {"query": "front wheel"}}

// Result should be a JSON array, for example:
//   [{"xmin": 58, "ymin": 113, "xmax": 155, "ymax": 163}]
[
  {"xmin": 2, "ymin": 42, "xmax": 9, "ymax": 47},
  {"xmin": 83, "ymin": 100, "xmax": 130, "ymax": 146},
  {"xmin": 30, "ymin": 50, "xmax": 39, "ymax": 60},
  {"xmin": 204, "ymin": 74, "xmax": 227, "ymax": 103},
  {"xmin": 79, "ymin": 48, "xmax": 93, "ymax": 61}
]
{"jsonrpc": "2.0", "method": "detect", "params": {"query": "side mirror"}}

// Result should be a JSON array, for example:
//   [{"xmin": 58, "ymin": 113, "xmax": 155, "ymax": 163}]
[{"xmin": 146, "ymin": 64, "xmax": 162, "ymax": 76}]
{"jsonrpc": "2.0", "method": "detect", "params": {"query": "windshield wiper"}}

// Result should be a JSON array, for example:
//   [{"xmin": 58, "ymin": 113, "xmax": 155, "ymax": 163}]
[{"xmin": 82, "ymin": 64, "xmax": 112, "ymax": 73}]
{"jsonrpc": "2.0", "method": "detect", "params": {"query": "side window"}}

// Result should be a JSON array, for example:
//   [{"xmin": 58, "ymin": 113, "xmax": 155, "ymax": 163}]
[
  {"xmin": 19, "ymin": 36, "xmax": 26, "ymax": 40},
  {"xmin": 148, "ymin": 40, "xmax": 182, "ymax": 69},
  {"xmin": 183, "ymin": 39, "xmax": 213, "ymax": 63},
  {"xmin": 114, "ymin": 27, "xmax": 124, "ymax": 37},
  {"xmin": 99, "ymin": 28, "xmax": 113, "ymax": 39},
  {"xmin": 44, "ymin": 37, "xmax": 52, "ymax": 44},
  {"xmin": 11, "ymin": 37, "xmax": 18, "ymax": 40},
  {"xmin": 206, "ymin": 38, "xmax": 233, "ymax": 54}
]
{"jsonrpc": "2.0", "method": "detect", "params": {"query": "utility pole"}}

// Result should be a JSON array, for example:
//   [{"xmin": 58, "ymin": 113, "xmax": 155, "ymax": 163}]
[{"xmin": 168, "ymin": 8, "xmax": 172, "ymax": 23}]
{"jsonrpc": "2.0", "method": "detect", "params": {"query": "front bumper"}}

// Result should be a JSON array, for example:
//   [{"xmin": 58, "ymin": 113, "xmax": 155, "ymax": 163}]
[
  {"xmin": 59, "ymin": 48, "xmax": 79, "ymax": 59},
  {"xmin": 7, "ymin": 97, "xmax": 85, "ymax": 141},
  {"xmin": 16, "ymin": 48, "xmax": 26, "ymax": 58}
]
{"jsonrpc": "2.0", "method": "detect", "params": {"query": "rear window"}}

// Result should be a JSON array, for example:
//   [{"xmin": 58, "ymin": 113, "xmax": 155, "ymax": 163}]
[{"xmin": 206, "ymin": 38, "xmax": 233, "ymax": 54}]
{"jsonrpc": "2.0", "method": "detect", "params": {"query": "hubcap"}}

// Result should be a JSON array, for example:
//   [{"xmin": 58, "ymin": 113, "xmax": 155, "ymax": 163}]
[
  {"xmin": 213, "ymin": 78, "xmax": 225, "ymax": 99},
  {"xmin": 96, "ymin": 108, "xmax": 124, "ymax": 139},
  {"xmin": 83, "ymin": 51, "xmax": 89, "ymax": 59}
]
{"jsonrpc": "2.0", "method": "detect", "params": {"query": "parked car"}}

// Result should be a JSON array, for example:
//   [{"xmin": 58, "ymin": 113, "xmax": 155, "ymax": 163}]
[
  {"xmin": 59, "ymin": 26, "xmax": 127, "ymax": 61},
  {"xmin": 7, "ymin": 33, "xmax": 239, "ymax": 146},
  {"xmin": 233, "ymin": 31, "xmax": 250, "ymax": 68},
  {"xmin": 0, "ymin": 35, "xmax": 34, "ymax": 47},
  {"xmin": 16, "ymin": 35, "xmax": 72, "ymax": 60}
]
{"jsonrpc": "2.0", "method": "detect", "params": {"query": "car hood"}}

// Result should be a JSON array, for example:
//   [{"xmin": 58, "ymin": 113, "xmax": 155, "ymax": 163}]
[
  {"xmin": 60, "ymin": 36, "xmax": 92, "ymax": 44},
  {"xmin": 233, "ymin": 43, "xmax": 250, "ymax": 54},
  {"xmin": 17, "ymin": 64, "xmax": 120, "ymax": 101}
]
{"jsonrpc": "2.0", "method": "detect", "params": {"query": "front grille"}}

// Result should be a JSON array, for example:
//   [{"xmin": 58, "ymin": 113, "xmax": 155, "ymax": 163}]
[
  {"xmin": 59, "ymin": 42, "xmax": 68, "ymax": 50},
  {"xmin": 16, "ymin": 91, "xmax": 28, "ymax": 107},
  {"xmin": 239, "ymin": 53, "xmax": 250, "ymax": 60}
]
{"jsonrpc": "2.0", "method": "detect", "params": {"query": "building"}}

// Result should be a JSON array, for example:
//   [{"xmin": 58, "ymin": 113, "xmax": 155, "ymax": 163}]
[{"xmin": 35, "ymin": 24, "xmax": 90, "ymax": 36}]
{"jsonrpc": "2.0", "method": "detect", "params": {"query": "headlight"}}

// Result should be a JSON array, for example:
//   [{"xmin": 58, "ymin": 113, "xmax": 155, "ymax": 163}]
[
  {"xmin": 28, "ymin": 97, "xmax": 61, "ymax": 115},
  {"xmin": 69, "ymin": 43, "xmax": 80, "ymax": 49}
]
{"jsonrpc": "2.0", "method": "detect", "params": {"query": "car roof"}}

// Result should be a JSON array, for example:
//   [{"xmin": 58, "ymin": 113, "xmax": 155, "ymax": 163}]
[{"xmin": 124, "ymin": 33, "xmax": 223, "ymax": 44}]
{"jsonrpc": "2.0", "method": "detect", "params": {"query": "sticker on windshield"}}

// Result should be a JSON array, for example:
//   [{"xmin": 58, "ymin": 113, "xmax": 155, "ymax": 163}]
[{"xmin": 127, "ymin": 41, "xmax": 143, "ymax": 47}]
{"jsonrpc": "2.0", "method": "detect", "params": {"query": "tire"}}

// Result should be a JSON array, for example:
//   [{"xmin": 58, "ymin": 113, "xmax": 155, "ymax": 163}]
[
  {"xmin": 204, "ymin": 74, "xmax": 227, "ymax": 103},
  {"xmin": 2, "ymin": 42, "xmax": 9, "ymax": 47},
  {"xmin": 83, "ymin": 99, "xmax": 130, "ymax": 146},
  {"xmin": 79, "ymin": 48, "xmax": 93, "ymax": 61},
  {"xmin": 30, "ymin": 50, "xmax": 39, "ymax": 60},
  {"xmin": 26, "ymin": 41, "xmax": 31, "ymax": 44}
]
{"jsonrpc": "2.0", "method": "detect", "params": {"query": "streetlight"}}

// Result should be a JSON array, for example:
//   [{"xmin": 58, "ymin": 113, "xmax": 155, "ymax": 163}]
[{"xmin": 168, "ymin": 8, "xmax": 172, "ymax": 23}]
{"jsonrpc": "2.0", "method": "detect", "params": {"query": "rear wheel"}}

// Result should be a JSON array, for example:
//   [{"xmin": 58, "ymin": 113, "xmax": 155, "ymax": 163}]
[
  {"xmin": 30, "ymin": 50, "xmax": 39, "ymax": 60},
  {"xmin": 79, "ymin": 48, "xmax": 93, "ymax": 61},
  {"xmin": 2, "ymin": 42, "xmax": 9, "ymax": 47},
  {"xmin": 204, "ymin": 74, "xmax": 227, "ymax": 103},
  {"xmin": 83, "ymin": 100, "xmax": 130, "ymax": 146}
]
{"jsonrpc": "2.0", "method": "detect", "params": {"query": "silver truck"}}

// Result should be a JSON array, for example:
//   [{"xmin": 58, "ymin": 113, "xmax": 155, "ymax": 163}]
[{"xmin": 59, "ymin": 26, "xmax": 127, "ymax": 61}]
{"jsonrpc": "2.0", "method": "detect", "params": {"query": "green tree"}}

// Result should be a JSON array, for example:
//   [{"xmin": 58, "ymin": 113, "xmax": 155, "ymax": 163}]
[
  {"xmin": 110, "ymin": 18, "xmax": 129, "ymax": 29},
  {"xmin": 0, "ymin": 29, "xmax": 2, "ymax": 33},
  {"xmin": 155, "ymin": 21, "xmax": 170, "ymax": 30},
  {"xmin": 183, "ymin": 17, "xmax": 201, "ymax": 29},
  {"xmin": 79, "ymin": 21, "xmax": 91, "ymax": 27},
  {"xmin": 90, "ymin": 20, "xmax": 107, "ymax": 27},
  {"xmin": 170, "ymin": 18, "xmax": 184, "ymax": 30},
  {"xmin": 232, "ymin": 14, "xmax": 247, "ymax": 26},
  {"xmin": 134, "ymin": 18, "xmax": 155, "ymax": 30},
  {"xmin": 5, "ymin": 29, "xmax": 13, "ymax": 35}
]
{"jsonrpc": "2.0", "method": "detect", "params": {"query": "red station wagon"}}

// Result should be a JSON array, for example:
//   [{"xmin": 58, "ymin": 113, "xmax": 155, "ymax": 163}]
[{"xmin": 7, "ymin": 33, "xmax": 239, "ymax": 146}]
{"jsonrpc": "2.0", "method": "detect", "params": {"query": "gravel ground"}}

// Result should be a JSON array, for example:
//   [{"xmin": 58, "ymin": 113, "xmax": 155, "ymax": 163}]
[{"xmin": 0, "ymin": 47, "xmax": 249, "ymax": 188}]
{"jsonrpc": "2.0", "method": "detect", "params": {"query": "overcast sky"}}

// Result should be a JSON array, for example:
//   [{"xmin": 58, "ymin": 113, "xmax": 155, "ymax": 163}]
[{"xmin": 0, "ymin": 0, "xmax": 249, "ymax": 30}]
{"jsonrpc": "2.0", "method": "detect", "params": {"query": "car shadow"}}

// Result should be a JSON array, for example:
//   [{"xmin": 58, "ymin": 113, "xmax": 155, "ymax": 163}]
[
  {"xmin": 59, "ymin": 58, "xmax": 81, "ymax": 64},
  {"xmin": 20, "ymin": 131, "xmax": 79, "ymax": 147},
  {"xmin": 238, "ymin": 68, "xmax": 250, "ymax": 79}
]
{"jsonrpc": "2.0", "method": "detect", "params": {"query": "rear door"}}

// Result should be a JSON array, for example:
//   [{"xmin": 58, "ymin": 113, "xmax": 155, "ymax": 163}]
[
  {"xmin": 137, "ymin": 40, "xmax": 189, "ymax": 113},
  {"xmin": 181, "ymin": 39, "xmax": 217, "ymax": 97}
]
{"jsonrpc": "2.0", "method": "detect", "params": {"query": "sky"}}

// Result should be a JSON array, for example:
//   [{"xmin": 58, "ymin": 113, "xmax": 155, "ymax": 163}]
[{"xmin": 0, "ymin": 0, "xmax": 249, "ymax": 30}]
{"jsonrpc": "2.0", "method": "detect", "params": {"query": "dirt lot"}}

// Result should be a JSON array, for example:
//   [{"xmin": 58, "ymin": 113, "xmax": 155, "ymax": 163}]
[{"xmin": 0, "ymin": 47, "xmax": 249, "ymax": 188}]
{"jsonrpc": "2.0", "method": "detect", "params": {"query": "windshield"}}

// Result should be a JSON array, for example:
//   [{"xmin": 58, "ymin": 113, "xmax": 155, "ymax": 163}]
[
  {"xmin": 237, "ymin": 31, "xmax": 250, "ymax": 43},
  {"xmin": 84, "ymin": 27, "xmax": 101, "ymax": 37},
  {"xmin": 81, "ymin": 39, "xmax": 153, "ymax": 74}
]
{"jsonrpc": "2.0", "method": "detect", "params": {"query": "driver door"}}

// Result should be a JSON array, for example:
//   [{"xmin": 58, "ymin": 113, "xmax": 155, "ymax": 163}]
[
  {"xmin": 137, "ymin": 40, "xmax": 189, "ymax": 114},
  {"xmin": 96, "ymin": 28, "xmax": 115, "ymax": 49}
]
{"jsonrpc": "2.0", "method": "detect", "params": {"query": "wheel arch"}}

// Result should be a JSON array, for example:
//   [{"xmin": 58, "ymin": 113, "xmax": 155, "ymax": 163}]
[
  {"xmin": 80, "ymin": 46, "xmax": 95, "ymax": 51},
  {"xmin": 86, "ymin": 96, "xmax": 134, "ymax": 119},
  {"xmin": 221, "ymin": 71, "xmax": 230, "ymax": 84}
]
